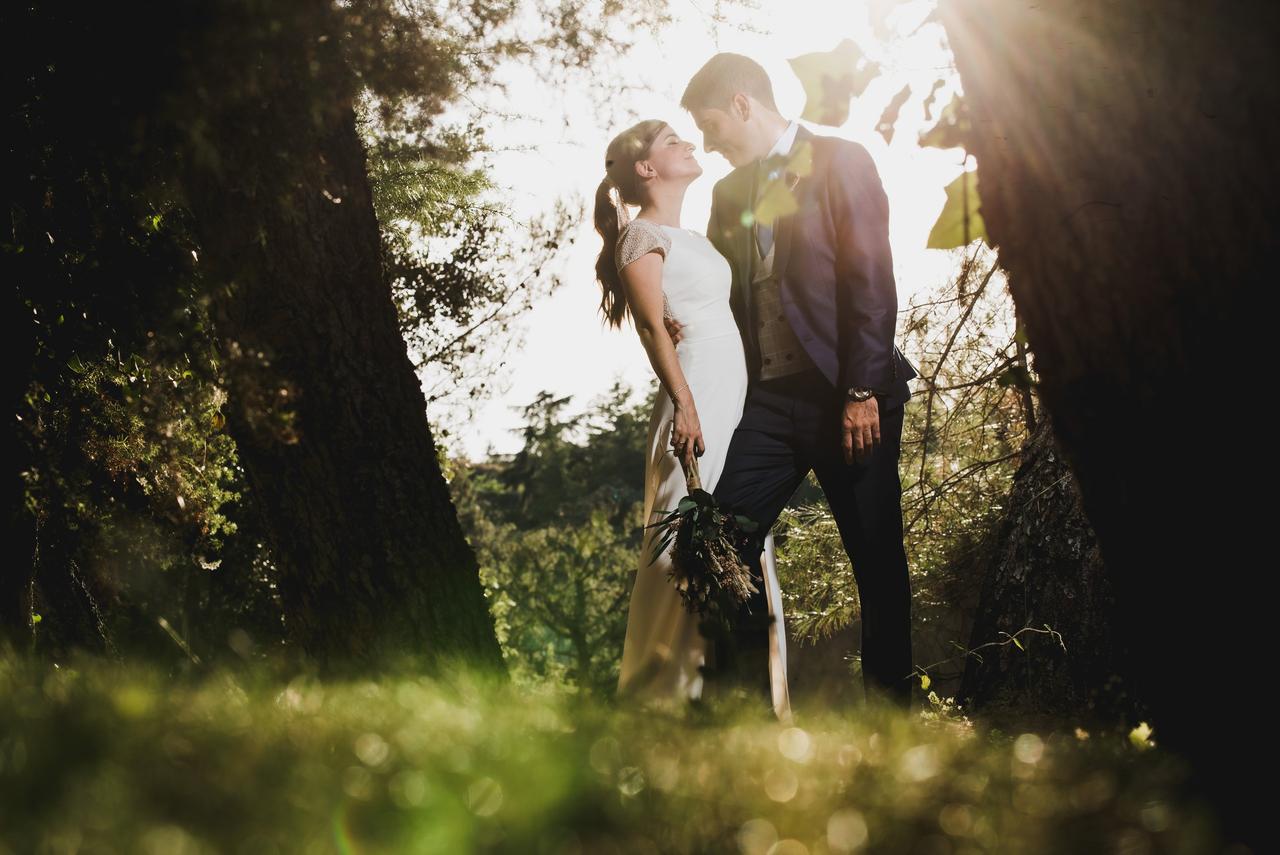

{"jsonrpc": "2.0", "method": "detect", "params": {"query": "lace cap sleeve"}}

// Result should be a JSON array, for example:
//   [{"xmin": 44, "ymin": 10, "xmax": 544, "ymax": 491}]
[{"xmin": 614, "ymin": 219, "xmax": 672, "ymax": 275}]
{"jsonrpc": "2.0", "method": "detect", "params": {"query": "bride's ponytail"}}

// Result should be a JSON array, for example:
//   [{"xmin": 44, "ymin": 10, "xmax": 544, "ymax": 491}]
[
  {"xmin": 593, "ymin": 177, "xmax": 628, "ymax": 328},
  {"xmin": 593, "ymin": 119, "xmax": 666, "ymax": 330}
]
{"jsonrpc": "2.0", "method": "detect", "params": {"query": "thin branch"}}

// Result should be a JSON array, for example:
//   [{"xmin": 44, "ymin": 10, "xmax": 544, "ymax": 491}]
[
  {"xmin": 903, "ymin": 449, "xmax": 1022, "ymax": 531},
  {"xmin": 913, "ymin": 624, "xmax": 1067, "ymax": 678},
  {"xmin": 415, "ymin": 272, "xmax": 534, "ymax": 368},
  {"xmin": 914, "ymin": 258, "xmax": 1000, "ymax": 518}
]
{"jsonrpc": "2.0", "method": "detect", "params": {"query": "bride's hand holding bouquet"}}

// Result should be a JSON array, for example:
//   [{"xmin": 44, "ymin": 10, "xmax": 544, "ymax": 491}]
[{"xmin": 668, "ymin": 381, "xmax": 705, "ymax": 471}]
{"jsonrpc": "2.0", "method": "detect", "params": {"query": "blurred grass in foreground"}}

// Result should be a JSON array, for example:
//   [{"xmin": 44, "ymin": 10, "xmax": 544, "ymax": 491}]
[{"xmin": 0, "ymin": 653, "xmax": 1227, "ymax": 854}]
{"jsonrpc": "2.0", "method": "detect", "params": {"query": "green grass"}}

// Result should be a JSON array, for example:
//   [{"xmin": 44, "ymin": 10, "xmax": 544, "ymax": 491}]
[{"xmin": 0, "ymin": 653, "xmax": 1225, "ymax": 854}]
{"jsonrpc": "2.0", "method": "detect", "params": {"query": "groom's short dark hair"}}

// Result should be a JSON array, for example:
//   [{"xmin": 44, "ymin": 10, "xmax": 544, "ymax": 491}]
[{"xmin": 680, "ymin": 53, "xmax": 779, "ymax": 114}]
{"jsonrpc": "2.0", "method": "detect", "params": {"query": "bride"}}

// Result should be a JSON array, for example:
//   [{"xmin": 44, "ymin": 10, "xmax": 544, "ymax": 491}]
[{"xmin": 594, "ymin": 119, "xmax": 791, "ymax": 722}]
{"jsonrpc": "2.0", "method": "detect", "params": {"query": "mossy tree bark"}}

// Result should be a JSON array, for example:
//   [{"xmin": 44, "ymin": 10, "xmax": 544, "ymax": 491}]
[
  {"xmin": 939, "ymin": 1, "xmax": 1275, "ymax": 844},
  {"xmin": 176, "ymin": 0, "xmax": 505, "ymax": 677},
  {"xmin": 958, "ymin": 413, "xmax": 1139, "ymax": 730}
]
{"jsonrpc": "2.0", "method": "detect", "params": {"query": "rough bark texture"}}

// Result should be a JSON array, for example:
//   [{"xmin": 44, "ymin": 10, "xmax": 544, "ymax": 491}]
[
  {"xmin": 176, "ymin": 0, "xmax": 505, "ymax": 676},
  {"xmin": 939, "ymin": 1, "xmax": 1276, "ymax": 845},
  {"xmin": 958, "ymin": 412, "xmax": 1142, "ymax": 730}
]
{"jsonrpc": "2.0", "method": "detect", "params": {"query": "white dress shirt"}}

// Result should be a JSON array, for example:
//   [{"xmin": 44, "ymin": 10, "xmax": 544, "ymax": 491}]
[{"xmin": 766, "ymin": 119, "xmax": 800, "ymax": 162}]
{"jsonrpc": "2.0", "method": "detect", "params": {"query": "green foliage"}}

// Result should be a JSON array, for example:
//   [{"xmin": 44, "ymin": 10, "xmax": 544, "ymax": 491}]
[
  {"xmin": 65, "ymin": 348, "xmax": 239, "ymax": 555},
  {"xmin": 876, "ymin": 84, "xmax": 914, "ymax": 144},
  {"xmin": 0, "ymin": 653, "xmax": 1227, "ymax": 853},
  {"xmin": 367, "ymin": 136, "xmax": 496, "ymax": 240},
  {"xmin": 920, "ymin": 94, "xmax": 988, "ymax": 250},
  {"xmin": 482, "ymin": 511, "xmax": 635, "ymax": 692},
  {"xmin": 928, "ymin": 170, "xmax": 988, "ymax": 249},
  {"xmin": 918, "ymin": 94, "xmax": 970, "ymax": 151},
  {"xmin": 449, "ymin": 381, "xmax": 654, "ymax": 690},
  {"xmin": 788, "ymin": 39, "xmax": 882, "ymax": 127},
  {"xmin": 487, "ymin": 382, "xmax": 651, "ymax": 530},
  {"xmin": 368, "ymin": 128, "xmax": 577, "ymax": 420},
  {"xmin": 769, "ymin": 503, "xmax": 863, "ymax": 644},
  {"xmin": 997, "ymin": 363, "xmax": 1037, "ymax": 390},
  {"xmin": 19, "ymin": 310, "xmax": 281, "ymax": 659}
]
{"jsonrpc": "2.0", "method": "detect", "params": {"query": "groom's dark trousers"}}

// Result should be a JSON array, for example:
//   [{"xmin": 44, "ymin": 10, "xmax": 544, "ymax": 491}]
[{"xmin": 709, "ymin": 365, "xmax": 913, "ymax": 709}]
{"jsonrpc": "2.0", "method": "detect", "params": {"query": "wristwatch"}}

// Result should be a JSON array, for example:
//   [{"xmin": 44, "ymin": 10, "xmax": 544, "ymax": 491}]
[{"xmin": 846, "ymin": 385, "xmax": 875, "ymax": 402}]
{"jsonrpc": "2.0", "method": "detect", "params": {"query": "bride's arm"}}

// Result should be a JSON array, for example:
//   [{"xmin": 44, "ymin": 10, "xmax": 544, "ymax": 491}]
[{"xmin": 620, "ymin": 251, "xmax": 705, "ymax": 469}]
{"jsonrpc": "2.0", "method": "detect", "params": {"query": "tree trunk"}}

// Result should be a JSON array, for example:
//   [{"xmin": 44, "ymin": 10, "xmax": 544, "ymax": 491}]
[
  {"xmin": 175, "ymin": 0, "xmax": 505, "ymax": 677},
  {"xmin": 2, "ymin": 285, "xmax": 35, "ymax": 655},
  {"xmin": 939, "ymin": 1, "xmax": 1276, "ymax": 845},
  {"xmin": 958, "ymin": 412, "xmax": 1142, "ymax": 730},
  {"xmin": 30, "ymin": 508, "xmax": 114, "ymax": 661}
]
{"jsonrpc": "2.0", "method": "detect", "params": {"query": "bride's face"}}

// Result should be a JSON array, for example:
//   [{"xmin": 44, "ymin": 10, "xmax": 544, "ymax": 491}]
[{"xmin": 639, "ymin": 126, "xmax": 701, "ymax": 185}]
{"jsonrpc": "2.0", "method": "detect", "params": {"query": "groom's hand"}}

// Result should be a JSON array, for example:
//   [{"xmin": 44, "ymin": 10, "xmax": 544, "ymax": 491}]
[
  {"xmin": 664, "ymin": 315, "xmax": 685, "ymax": 344},
  {"xmin": 842, "ymin": 398, "xmax": 881, "ymax": 465}
]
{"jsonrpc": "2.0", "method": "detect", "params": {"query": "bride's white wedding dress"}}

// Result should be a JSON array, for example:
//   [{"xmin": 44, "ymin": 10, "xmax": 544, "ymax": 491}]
[{"xmin": 613, "ymin": 217, "xmax": 792, "ymax": 722}]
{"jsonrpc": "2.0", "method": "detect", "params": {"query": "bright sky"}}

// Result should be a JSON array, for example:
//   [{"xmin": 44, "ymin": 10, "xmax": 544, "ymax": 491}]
[{"xmin": 431, "ymin": 0, "xmax": 967, "ymax": 461}]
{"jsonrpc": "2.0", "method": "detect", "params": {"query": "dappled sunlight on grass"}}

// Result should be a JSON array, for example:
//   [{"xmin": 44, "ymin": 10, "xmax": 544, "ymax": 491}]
[{"xmin": 0, "ymin": 653, "xmax": 1225, "ymax": 853}]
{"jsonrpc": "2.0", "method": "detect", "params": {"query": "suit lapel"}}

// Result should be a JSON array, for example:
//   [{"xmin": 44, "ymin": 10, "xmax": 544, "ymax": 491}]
[
  {"xmin": 774, "ymin": 193, "xmax": 794, "ymax": 283},
  {"xmin": 719, "ymin": 166, "xmax": 756, "ymax": 326},
  {"xmin": 773, "ymin": 125, "xmax": 815, "ymax": 281},
  {"xmin": 743, "ymin": 166, "xmax": 759, "ymax": 284}
]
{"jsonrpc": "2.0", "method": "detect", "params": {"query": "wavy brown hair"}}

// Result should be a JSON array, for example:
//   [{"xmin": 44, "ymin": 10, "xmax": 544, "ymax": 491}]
[{"xmin": 593, "ymin": 119, "xmax": 667, "ymax": 329}]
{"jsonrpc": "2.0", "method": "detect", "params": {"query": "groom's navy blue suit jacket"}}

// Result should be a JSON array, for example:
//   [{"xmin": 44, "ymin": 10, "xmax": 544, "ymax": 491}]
[{"xmin": 706, "ymin": 124, "xmax": 919, "ymax": 410}]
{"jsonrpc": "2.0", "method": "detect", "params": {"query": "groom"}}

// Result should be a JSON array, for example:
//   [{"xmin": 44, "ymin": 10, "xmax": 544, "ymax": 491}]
[{"xmin": 671, "ymin": 53, "xmax": 919, "ymax": 710}]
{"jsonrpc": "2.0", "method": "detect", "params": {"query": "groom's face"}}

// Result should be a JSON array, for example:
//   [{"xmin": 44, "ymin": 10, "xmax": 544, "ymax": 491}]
[{"xmin": 690, "ymin": 104, "xmax": 754, "ymax": 169}]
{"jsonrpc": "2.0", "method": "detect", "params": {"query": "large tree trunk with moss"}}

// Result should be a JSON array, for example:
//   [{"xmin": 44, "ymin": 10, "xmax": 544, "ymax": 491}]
[
  {"xmin": 939, "ymin": 0, "xmax": 1275, "ymax": 844},
  {"xmin": 175, "ymin": 0, "xmax": 504, "ymax": 676},
  {"xmin": 958, "ymin": 412, "xmax": 1141, "ymax": 730}
]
